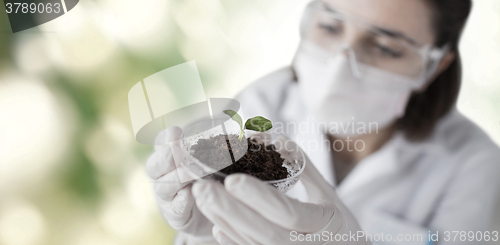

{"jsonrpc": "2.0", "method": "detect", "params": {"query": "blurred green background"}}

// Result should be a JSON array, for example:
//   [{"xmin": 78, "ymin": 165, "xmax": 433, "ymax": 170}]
[{"xmin": 0, "ymin": 0, "xmax": 499, "ymax": 245}]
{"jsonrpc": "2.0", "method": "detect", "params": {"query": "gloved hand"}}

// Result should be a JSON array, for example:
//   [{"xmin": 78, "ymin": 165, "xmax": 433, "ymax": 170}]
[
  {"xmin": 146, "ymin": 126, "xmax": 215, "ymax": 243},
  {"xmin": 191, "ymin": 135, "xmax": 371, "ymax": 245}
]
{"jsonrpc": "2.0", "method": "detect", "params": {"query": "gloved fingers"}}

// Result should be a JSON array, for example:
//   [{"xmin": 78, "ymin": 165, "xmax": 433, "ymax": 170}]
[
  {"xmin": 274, "ymin": 135, "xmax": 336, "ymax": 204},
  {"xmin": 192, "ymin": 180, "xmax": 291, "ymax": 245},
  {"xmin": 274, "ymin": 135, "xmax": 349, "ymax": 226},
  {"xmin": 213, "ymin": 226, "xmax": 238, "ymax": 245},
  {"xmin": 161, "ymin": 199, "xmax": 214, "ymax": 236},
  {"xmin": 225, "ymin": 174, "xmax": 334, "ymax": 233},
  {"xmin": 147, "ymin": 127, "xmax": 183, "ymax": 180},
  {"xmin": 156, "ymin": 185, "xmax": 194, "ymax": 229},
  {"xmin": 146, "ymin": 146, "xmax": 176, "ymax": 180},
  {"xmin": 171, "ymin": 185, "xmax": 195, "ymax": 217},
  {"xmin": 153, "ymin": 126, "xmax": 183, "ymax": 151},
  {"xmin": 157, "ymin": 184, "xmax": 214, "ymax": 236},
  {"xmin": 154, "ymin": 170, "xmax": 191, "ymax": 202},
  {"xmin": 301, "ymin": 157, "xmax": 339, "ymax": 204},
  {"xmin": 208, "ymin": 213, "xmax": 252, "ymax": 245},
  {"xmin": 192, "ymin": 180, "xmax": 261, "ymax": 245}
]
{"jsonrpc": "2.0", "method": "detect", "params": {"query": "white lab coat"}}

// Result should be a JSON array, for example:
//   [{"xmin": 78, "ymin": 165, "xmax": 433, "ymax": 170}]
[{"xmin": 232, "ymin": 67, "xmax": 500, "ymax": 244}]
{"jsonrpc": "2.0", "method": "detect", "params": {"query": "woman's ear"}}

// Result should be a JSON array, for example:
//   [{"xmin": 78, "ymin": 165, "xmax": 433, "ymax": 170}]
[
  {"xmin": 435, "ymin": 52, "xmax": 456, "ymax": 78},
  {"xmin": 416, "ymin": 51, "xmax": 456, "ymax": 92}
]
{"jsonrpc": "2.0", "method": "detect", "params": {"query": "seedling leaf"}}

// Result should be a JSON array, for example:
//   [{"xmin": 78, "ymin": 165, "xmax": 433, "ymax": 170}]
[
  {"xmin": 223, "ymin": 109, "xmax": 245, "ymax": 140},
  {"xmin": 223, "ymin": 110, "xmax": 273, "ymax": 140},
  {"xmin": 245, "ymin": 116, "xmax": 273, "ymax": 132},
  {"xmin": 223, "ymin": 110, "xmax": 243, "ymax": 129}
]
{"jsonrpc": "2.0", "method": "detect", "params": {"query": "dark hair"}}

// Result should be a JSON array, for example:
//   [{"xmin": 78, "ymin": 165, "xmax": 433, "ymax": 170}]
[{"xmin": 397, "ymin": 0, "xmax": 472, "ymax": 141}]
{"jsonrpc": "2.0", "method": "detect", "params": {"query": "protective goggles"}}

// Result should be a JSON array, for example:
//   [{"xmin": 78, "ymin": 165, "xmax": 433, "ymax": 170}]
[{"xmin": 302, "ymin": 1, "xmax": 450, "ymax": 81}]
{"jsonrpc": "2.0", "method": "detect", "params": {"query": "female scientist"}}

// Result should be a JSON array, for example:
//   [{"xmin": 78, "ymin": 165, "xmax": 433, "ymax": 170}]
[{"xmin": 146, "ymin": 0, "xmax": 500, "ymax": 244}]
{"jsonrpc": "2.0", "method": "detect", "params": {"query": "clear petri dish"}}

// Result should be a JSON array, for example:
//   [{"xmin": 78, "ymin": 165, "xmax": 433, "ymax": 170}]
[{"xmin": 179, "ymin": 118, "xmax": 306, "ymax": 193}]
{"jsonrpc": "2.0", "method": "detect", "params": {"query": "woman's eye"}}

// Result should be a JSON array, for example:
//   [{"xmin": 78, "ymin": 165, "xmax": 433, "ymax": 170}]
[
  {"xmin": 319, "ymin": 23, "xmax": 342, "ymax": 35},
  {"xmin": 376, "ymin": 44, "xmax": 403, "ymax": 58}
]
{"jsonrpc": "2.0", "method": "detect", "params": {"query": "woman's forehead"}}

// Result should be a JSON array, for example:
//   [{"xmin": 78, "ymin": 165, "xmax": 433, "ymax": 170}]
[{"xmin": 321, "ymin": 0, "xmax": 436, "ymax": 45}]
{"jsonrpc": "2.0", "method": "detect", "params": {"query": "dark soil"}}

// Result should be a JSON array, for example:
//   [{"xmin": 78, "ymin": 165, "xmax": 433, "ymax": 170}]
[{"xmin": 191, "ymin": 134, "xmax": 288, "ymax": 181}]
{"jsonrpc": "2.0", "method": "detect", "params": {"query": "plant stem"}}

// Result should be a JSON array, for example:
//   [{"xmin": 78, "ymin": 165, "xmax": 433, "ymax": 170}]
[{"xmin": 238, "ymin": 129, "xmax": 244, "ymax": 141}]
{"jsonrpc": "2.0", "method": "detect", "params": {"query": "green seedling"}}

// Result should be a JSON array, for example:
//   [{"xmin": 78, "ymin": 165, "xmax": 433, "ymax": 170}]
[{"xmin": 223, "ymin": 109, "xmax": 273, "ymax": 140}]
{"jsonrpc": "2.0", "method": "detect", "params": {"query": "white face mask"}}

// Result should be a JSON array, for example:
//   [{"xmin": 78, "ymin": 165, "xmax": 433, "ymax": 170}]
[{"xmin": 293, "ymin": 41, "xmax": 426, "ymax": 136}]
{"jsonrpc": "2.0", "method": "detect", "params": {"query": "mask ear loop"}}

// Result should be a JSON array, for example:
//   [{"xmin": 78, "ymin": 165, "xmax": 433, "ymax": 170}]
[{"xmin": 341, "ymin": 45, "xmax": 363, "ymax": 79}]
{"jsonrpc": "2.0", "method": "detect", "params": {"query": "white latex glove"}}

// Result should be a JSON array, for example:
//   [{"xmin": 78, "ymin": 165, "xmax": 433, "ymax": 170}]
[
  {"xmin": 191, "ymin": 135, "xmax": 371, "ymax": 245},
  {"xmin": 146, "ymin": 126, "xmax": 215, "ymax": 243}
]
